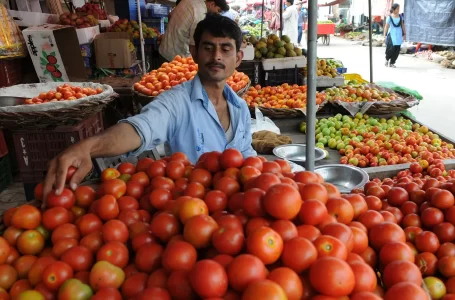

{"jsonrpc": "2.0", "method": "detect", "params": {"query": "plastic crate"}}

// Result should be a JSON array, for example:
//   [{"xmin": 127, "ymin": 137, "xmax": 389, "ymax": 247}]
[
  {"xmin": 263, "ymin": 66, "xmax": 300, "ymax": 87},
  {"xmin": 12, "ymin": 112, "xmax": 104, "ymax": 182},
  {"xmin": 237, "ymin": 60, "xmax": 264, "ymax": 86},
  {"xmin": 0, "ymin": 154, "xmax": 13, "ymax": 194},
  {"xmin": 115, "ymin": 0, "xmax": 170, "ymax": 21},
  {"xmin": 0, "ymin": 59, "xmax": 22, "ymax": 88}
]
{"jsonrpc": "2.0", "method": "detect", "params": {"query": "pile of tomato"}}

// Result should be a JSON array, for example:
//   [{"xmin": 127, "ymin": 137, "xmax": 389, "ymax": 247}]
[
  {"xmin": 243, "ymin": 83, "xmax": 327, "ymax": 109},
  {"xmin": 133, "ymin": 56, "xmax": 250, "ymax": 97},
  {"xmin": 1, "ymin": 149, "xmax": 455, "ymax": 299},
  {"xmin": 24, "ymin": 84, "xmax": 104, "ymax": 105}
]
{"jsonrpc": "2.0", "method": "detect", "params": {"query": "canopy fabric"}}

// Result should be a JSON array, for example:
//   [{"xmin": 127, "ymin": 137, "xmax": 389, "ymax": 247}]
[{"xmin": 404, "ymin": 0, "xmax": 455, "ymax": 46}]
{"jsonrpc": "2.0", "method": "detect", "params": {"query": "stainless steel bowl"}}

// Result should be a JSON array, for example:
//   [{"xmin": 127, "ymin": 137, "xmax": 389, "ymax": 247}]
[
  {"xmin": 0, "ymin": 96, "xmax": 28, "ymax": 107},
  {"xmin": 273, "ymin": 144, "xmax": 326, "ymax": 166},
  {"xmin": 314, "ymin": 164, "xmax": 369, "ymax": 193}
]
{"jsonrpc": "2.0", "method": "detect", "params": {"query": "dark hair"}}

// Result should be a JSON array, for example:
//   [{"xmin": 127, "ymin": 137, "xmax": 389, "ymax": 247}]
[
  {"xmin": 207, "ymin": 0, "xmax": 229, "ymax": 12},
  {"xmin": 175, "ymin": 0, "xmax": 181, "ymax": 6},
  {"xmin": 390, "ymin": 3, "xmax": 399, "ymax": 13},
  {"xmin": 194, "ymin": 13, "xmax": 243, "ymax": 51},
  {"xmin": 287, "ymin": 0, "xmax": 294, "ymax": 5}
]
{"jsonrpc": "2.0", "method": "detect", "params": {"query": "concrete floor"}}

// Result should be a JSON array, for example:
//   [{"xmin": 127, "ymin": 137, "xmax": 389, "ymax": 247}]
[{"xmin": 315, "ymin": 36, "xmax": 455, "ymax": 142}]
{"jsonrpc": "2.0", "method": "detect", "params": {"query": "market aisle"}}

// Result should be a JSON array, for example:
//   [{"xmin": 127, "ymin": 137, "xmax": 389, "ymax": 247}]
[{"xmin": 316, "ymin": 37, "xmax": 455, "ymax": 142}]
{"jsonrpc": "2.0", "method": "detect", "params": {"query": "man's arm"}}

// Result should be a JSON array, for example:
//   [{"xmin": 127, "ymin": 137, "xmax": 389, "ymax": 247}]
[{"xmin": 43, "ymin": 123, "xmax": 141, "ymax": 200}]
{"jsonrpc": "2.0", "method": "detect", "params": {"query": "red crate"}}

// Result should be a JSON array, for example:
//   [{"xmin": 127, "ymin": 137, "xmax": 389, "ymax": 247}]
[
  {"xmin": 303, "ymin": 23, "xmax": 335, "ymax": 35},
  {"xmin": 12, "ymin": 112, "xmax": 104, "ymax": 182},
  {"xmin": 0, "ymin": 131, "xmax": 7, "ymax": 157},
  {"xmin": 0, "ymin": 59, "xmax": 22, "ymax": 88}
]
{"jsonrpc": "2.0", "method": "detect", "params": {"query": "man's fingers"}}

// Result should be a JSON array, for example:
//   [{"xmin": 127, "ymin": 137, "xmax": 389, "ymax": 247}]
[
  {"xmin": 69, "ymin": 158, "xmax": 93, "ymax": 190},
  {"xmin": 55, "ymin": 156, "xmax": 73, "ymax": 195},
  {"xmin": 43, "ymin": 160, "xmax": 57, "ymax": 206}
]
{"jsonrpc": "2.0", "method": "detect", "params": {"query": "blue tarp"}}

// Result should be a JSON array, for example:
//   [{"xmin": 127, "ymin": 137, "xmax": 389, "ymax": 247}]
[{"xmin": 404, "ymin": 0, "xmax": 455, "ymax": 47}]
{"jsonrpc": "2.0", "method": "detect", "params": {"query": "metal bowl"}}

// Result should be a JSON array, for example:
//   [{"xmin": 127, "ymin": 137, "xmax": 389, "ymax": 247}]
[
  {"xmin": 273, "ymin": 144, "xmax": 326, "ymax": 166},
  {"xmin": 314, "ymin": 164, "xmax": 369, "ymax": 193},
  {"xmin": 0, "ymin": 96, "xmax": 28, "ymax": 107}
]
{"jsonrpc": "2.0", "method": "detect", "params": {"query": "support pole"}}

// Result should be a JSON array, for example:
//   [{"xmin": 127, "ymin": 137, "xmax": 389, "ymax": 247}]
[
  {"xmin": 260, "ymin": 0, "xmax": 265, "ymax": 38},
  {"xmin": 279, "ymin": 0, "xmax": 283, "ymax": 38},
  {"xmin": 305, "ymin": 0, "xmax": 317, "ymax": 172},
  {"xmin": 137, "ymin": 0, "xmax": 146, "ymax": 75},
  {"xmin": 368, "ymin": 0, "xmax": 373, "ymax": 83}
]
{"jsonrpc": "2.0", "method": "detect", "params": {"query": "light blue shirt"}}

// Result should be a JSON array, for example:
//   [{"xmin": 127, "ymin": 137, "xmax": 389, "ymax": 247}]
[
  {"xmin": 121, "ymin": 74, "xmax": 256, "ymax": 164},
  {"xmin": 387, "ymin": 16, "xmax": 403, "ymax": 46}
]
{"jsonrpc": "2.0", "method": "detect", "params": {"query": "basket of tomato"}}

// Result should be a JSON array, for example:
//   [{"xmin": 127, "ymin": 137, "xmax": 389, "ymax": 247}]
[
  {"xmin": 0, "ymin": 82, "xmax": 116, "ymax": 129},
  {"xmin": 242, "ymin": 83, "xmax": 328, "ymax": 119}
]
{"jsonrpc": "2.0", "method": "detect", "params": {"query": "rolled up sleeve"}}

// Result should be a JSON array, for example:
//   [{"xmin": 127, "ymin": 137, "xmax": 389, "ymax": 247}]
[{"xmin": 119, "ymin": 92, "xmax": 180, "ymax": 157}]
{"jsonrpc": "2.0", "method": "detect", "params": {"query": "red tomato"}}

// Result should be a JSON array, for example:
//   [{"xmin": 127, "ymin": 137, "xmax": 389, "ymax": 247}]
[
  {"xmin": 351, "ymin": 226, "xmax": 369, "ymax": 254},
  {"xmin": 80, "ymin": 231, "xmax": 103, "ymax": 253},
  {"xmin": 415, "ymin": 231, "xmax": 440, "ymax": 253},
  {"xmin": 437, "ymin": 242, "xmax": 455, "ymax": 259},
  {"xmin": 214, "ymin": 177, "xmax": 240, "ymax": 198},
  {"xmin": 309, "ymin": 257, "xmax": 355, "ymax": 297},
  {"xmin": 219, "ymin": 149, "xmax": 243, "ymax": 170},
  {"xmin": 270, "ymin": 220, "xmax": 298, "ymax": 242},
  {"xmin": 102, "ymin": 220, "xmax": 128, "ymax": 243},
  {"xmin": 267, "ymin": 267, "xmax": 303, "ymax": 300},
  {"xmin": 89, "ymin": 261, "xmax": 125, "ymax": 291},
  {"xmin": 76, "ymin": 213, "xmax": 103, "ymax": 237},
  {"xmin": 421, "ymin": 207, "xmax": 444, "ymax": 228},
  {"xmin": 343, "ymin": 194, "xmax": 368, "ymax": 219},
  {"xmin": 74, "ymin": 186, "xmax": 96, "ymax": 208},
  {"xmin": 349, "ymin": 261, "xmax": 377, "ymax": 293},
  {"xmin": 96, "ymin": 242, "xmax": 129, "ymax": 269},
  {"xmin": 0, "ymin": 264, "xmax": 17, "ymax": 290},
  {"xmin": 298, "ymin": 183, "xmax": 329, "ymax": 203},
  {"xmin": 118, "ymin": 196, "xmax": 139, "ymax": 211},
  {"xmin": 121, "ymin": 273, "xmax": 148, "ymax": 299},
  {"xmin": 204, "ymin": 190, "xmax": 228, "ymax": 213},
  {"xmin": 243, "ymin": 188, "xmax": 266, "ymax": 217},
  {"xmin": 101, "ymin": 168, "xmax": 121, "ymax": 182},
  {"xmin": 135, "ymin": 243, "xmax": 163, "ymax": 273},
  {"xmin": 415, "ymin": 252, "xmax": 438, "ymax": 276},
  {"xmin": 9, "ymin": 279, "xmax": 32, "ymax": 298},
  {"xmin": 246, "ymin": 226, "xmax": 283, "ymax": 265},
  {"xmin": 385, "ymin": 283, "xmax": 428, "ymax": 300},
  {"xmin": 438, "ymin": 256, "xmax": 455, "ymax": 277},
  {"xmin": 167, "ymin": 271, "xmax": 195, "ymax": 299},
  {"xmin": 11, "ymin": 205, "xmax": 41, "ymax": 230},
  {"xmin": 147, "ymin": 269, "xmax": 168, "ymax": 288},
  {"xmin": 313, "ymin": 235, "xmax": 348, "ymax": 260},
  {"xmin": 281, "ymin": 237, "xmax": 317, "ymax": 273},
  {"xmin": 212, "ymin": 227, "xmax": 245, "ymax": 256},
  {"xmin": 321, "ymin": 223, "xmax": 355, "ymax": 253},
  {"xmin": 368, "ymin": 222, "xmax": 405, "ymax": 251},
  {"xmin": 166, "ymin": 161, "xmax": 185, "ymax": 180},
  {"xmin": 97, "ymin": 195, "xmax": 120, "ymax": 221},
  {"xmin": 13, "ymin": 255, "xmax": 37, "ymax": 279},
  {"xmin": 326, "ymin": 197, "xmax": 355, "ymax": 224},
  {"xmin": 3, "ymin": 227, "xmax": 22, "ymax": 248},
  {"xmin": 263, "ymin": 184, "xmax": 302, "ymax": 220},
  {"xmin": 16, "ymin": 230, "xmax": 44, "ymax": 255},
  {"xmin": 183, "ymin": 215, "xmax": 218, "ymax": 249},
  {"xmin": 383, "ymin": 260, "xmax": 422, "ymax": 289},
  {"xmin": 47, "ymin": 188, "xmax": 75, "ymax": 209},
  {"xmin": 52, "ymin": 238, "xmax": 78, "ymax": 259},
  {"xmin": 125, "ymin": 181, "xmax": 145, "ymax": 199},
  {"xmin": 434, "ymin": 222, "xmax": 455, "ymax": 243},
  {"xmin": 296, "ymin": 225, "xmax": 321, "ymax": 242},
  {"xmin": 41, "ymin": 207, "xmax": 70, "ymax": 231},
  {"xmin": 60, "ymin": 245, "xmax": 93, "ymax": 272},
  {"xmin": 216, "ymin": 214, "xmax": 243, "ymax": 231},
  {"xmin": 242, "ymin": 279, "xmax": 287, "ymax": 300},
  {"xmin": 379, "ymin": 242, "xmax": 414, "ymax": 266},
  {"xmin": 212, "ymin": 255, "xmax": 234, "ymax": 270},
  {"xmin": 91, "ymin": 288, "xmax": 122, "ymax": 300},
  {"xmin": 227, "ymin": 254, "xmax": 267, "ymax": 292},
  {"xmin": 178, "ymin": 198, "xmax": 208, "ymax": 224},
  {"xmin": 42, "ymin": 261, "xmax": 74, "ymax": 291},
  {"xmin": 431, "ymin": 189, "xmax": 455, "ymax": 210},
  {"xmin": 51, "ymin": 224, "xmax": 80, "ymax": 245},
  {"xmin": 189, "ymin": 260, "xmax": 228, "ymax": 298},
  {"xmin": 117, "ymin": 162, "xmax": 136, "ymax": 175},
  {"xmin": 162, "ymin": 240, "xmax": 197, "ymax": 272},
  {"xmin": 101, "ymin": 179, "xmax": 127, "ymax": 199},
  {"xmin": 149, "ymin": 188, "xmax": 172, "ymax": 210}
]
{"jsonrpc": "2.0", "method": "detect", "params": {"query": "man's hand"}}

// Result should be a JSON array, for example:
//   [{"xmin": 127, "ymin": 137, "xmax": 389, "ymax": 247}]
[{"xmin": 43, "ymin": 142, "xmax": 93, "ymax": 207}]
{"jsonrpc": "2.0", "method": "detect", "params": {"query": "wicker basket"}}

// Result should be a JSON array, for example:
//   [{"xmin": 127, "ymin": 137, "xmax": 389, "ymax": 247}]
[
  {"xmin": 330, "ymin": 84, "xmax": 419, "ymax": 115},
  {"xmin": 0, "ymin": 82, "xmax": 116, "ymax": 130},
  {"xmin": 132, "ymin": 80, "xmax": 252, "ymax": 108},
  {"xmin": 249, "ymin": 100, "xmax": 327, "ymax": 119}
]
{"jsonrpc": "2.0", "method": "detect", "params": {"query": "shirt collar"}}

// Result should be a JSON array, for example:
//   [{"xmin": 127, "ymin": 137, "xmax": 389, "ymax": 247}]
[{"xmin": 190, "ymin": 74, "xmax": 242, "ymax": 108}]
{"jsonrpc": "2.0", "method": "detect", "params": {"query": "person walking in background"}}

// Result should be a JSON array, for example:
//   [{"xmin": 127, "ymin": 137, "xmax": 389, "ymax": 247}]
[
  {"xmin": 383, "ymin": 3, "xmax": 406, "ymax": 68},
  {"xmin": 296, "ymin": 1, "xmax": 305, "ymax": 47},
  {"xmin": 282, "ymin": 0, "xmax": 298, "ymax": 45}
]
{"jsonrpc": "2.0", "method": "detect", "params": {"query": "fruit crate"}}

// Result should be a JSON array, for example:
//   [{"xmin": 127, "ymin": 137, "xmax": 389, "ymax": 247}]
[
  {"xmin": 0, "ymin": 154, "xmax": 13, "ymax": 194},
  {"xmin": 263, "ymin": 66, "xmax": 300, "ymax": 86},
  {"xmin": 12, "ymin": 112, "xmax": 104, "ymax": 186},
  {"xmin": 237, "ymin": 60, "xmax": 264, "ymax": 87},
  {"xmin": 0, "ymin": 58, "xmax": 22, "ymax": 88}
]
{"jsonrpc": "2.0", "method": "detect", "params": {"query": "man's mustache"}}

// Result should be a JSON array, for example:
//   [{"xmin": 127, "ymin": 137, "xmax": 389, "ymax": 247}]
[{"xmin": 206, "ymin": 62, "xmax": 225, "ymax": 69}]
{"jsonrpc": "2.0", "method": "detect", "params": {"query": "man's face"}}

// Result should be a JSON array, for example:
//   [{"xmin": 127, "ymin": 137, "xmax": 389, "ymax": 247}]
[
  {"xmin": 207, "ymin": 1, "xmax": 222, "ymax": 13},
  {"xmin": 194, "ymin": 32, "xmax": 243, "ymax": 83}
]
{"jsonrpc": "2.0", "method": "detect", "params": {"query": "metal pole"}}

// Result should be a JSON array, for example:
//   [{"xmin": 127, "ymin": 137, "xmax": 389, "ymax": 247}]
[
  {"xmin": 137, "ymin": 0, "xmax": 146, "ymax": 75},
  {"xmin": 261, "ymin": 0, "xmax": 265, "ymax": 38},
  {"xmin": 305, "ymin": 0, "xmax": 317, "ymax": 172},
  {"xmin": 279, "ymin": 0, "xmax": 283, "ymax": 38},
  {"xmin": 368, "ymin": 0, "xmax": 373, "ymax": 83}
]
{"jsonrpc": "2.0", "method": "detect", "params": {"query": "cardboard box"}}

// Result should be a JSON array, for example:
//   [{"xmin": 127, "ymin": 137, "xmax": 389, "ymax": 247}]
[
  {"xmin": 22, "ymin": 24, "xmax": 88, "ymax": 82},
  {"xmin": 76, "ymin": 26, "xmax": 100, "ymax": 45},
  {"xmin": 8, "ymin": 10, "xmax": 59, "ymax": 27},
  {"xmin": 94, "ymin": 32, "xmax": 137, "ymax": 69}
]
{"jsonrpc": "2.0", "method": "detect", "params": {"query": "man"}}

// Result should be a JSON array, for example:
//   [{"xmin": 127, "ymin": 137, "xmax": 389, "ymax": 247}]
[
  {"xmin": 282, "ymin": 0, "xmax": 298, "ymax": 45},
  {"xmin": 159, "ymin": 0, "xmax": 229, "ymax": 62},
  {"xmin": 296, "ymin": 1, "xmax": 305, "ymax": 47},
  {"xmin": 43, "ymin": 14, "xmax": 256, "ymax": 199}
]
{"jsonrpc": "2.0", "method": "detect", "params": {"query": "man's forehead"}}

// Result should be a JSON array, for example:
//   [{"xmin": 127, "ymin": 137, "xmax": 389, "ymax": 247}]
[{"xmin": 200, "ymin": 33, "xmax": 235, "ymax": 45}]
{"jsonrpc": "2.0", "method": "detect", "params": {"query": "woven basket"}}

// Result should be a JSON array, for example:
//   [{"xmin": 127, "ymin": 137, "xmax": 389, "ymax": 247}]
[
  {"xmin": 0, "ymin": 83, "xmax": 117, "ymax": 130},
  {"xmin": 249, "ymin": 100, "xmax": 327, "ymax": 119},
  {"xmin": 132, "ymin": 80, "xmax": 253, "ymax": 108}
]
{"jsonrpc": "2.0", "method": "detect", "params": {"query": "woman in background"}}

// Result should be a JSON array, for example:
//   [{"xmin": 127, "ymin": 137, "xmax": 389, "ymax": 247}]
[{"xmin": 383, "ymin": 3, "xmax": 406, "ymax": 68}]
